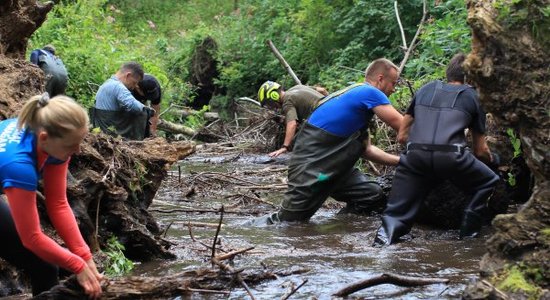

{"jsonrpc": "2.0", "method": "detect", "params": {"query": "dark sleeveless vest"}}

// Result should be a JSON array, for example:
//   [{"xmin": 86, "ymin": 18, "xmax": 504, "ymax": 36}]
[{"xmin": 408, "ymin": 81, "xmax": 472, "ymax": 146}]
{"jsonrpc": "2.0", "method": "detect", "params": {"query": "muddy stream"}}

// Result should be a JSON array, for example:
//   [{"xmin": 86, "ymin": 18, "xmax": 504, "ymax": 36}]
[{"xmin": 134, "ymin": 150, "xmax": 488, "ymax": 299}]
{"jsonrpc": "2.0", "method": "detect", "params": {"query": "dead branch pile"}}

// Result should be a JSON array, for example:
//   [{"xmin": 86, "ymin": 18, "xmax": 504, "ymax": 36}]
[
  {"xmin": 153, "ymin": 149, "xmax": 289, "ymax": 216},
  {"xmin": 32, "ymin": 209, "xmax": 311, "ymax": 299},
  {"xmin": 194, "ymin": 101, "xmax": 284, "ymax": 152}
]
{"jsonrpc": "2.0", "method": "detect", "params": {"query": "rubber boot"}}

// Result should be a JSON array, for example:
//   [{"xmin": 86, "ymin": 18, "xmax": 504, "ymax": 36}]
[
  {"xmin": 373, "ymin": 217, "xmax": 409, "ymax": 246},
  {"xmin": 459, "ymin": 210, "xmax": 483, "ymax": 239}
]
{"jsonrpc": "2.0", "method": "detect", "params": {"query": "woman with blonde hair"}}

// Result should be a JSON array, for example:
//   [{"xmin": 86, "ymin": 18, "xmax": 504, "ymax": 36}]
[{"xmin": 0, "ymin": 93, "xmax": 102, "ymax": 298}]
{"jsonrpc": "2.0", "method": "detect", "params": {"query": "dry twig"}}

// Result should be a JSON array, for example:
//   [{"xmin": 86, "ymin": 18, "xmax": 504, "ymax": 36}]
[
  {"xmin": 281, "ymin": 279, "xmax": 309, "ymax": 300},
  {"xmin": 215, "ymin": 247, "xmax": 255, "ymax": 261}
]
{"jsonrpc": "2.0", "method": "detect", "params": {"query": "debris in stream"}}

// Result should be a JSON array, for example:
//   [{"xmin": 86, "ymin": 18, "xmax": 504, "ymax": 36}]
[
  {"xmin": 31, "ymin": 206, "xmax": 312, "ymax": 299},
  {"xmin": 332, "ymin": 273, "xmax": 450, "ymax": 297}
]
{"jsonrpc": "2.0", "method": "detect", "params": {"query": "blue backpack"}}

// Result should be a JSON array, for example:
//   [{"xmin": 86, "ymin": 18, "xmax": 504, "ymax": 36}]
[{"xmin": 37, "ymin": 50, "xmax": 68, "ymax": 81}]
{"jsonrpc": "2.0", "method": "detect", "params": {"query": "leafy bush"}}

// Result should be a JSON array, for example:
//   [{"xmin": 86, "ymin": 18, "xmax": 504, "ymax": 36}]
[
  {"xmin": 404, "ymin": 0, "xmax": 471, "ymax": 82},
  {"xmin": 103, "ymin": 236, "xmax": 134, "ymax": 276},
  {"xmin": 30, "ymin": 0, "xmax": 473, "ymax": 119},
  {"xmin": 30, "ymin": 0, "xmax": 192, "ymax": 115}
]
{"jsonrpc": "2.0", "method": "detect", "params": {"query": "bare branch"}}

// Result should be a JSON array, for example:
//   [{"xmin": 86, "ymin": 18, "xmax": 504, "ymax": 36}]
[
  {"xmin": 266, "ymin": 40, "xmax": 302, "ymax": 85},
  {"xmin": 394, "ymin": 1, "xmax": 408, "ymax": 50},
  {"xmin": 237, "ymin": 97, "xmax": 262, "ymax": 106},
  {"xmin": 398, "ymin": 0, "xmax": 428, "ymax": 73},
  {"xmin": 333, "ymin": 272, "xmax": 449, "ymax": 297}
]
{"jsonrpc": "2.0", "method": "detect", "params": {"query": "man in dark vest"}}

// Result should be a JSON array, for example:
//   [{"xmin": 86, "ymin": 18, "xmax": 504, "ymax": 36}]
[
  {"xmin": 250, "ymin": 58, "xmax": 403, "ymax": 224},
  {"xmin": 257, "ymin": 81, "xmax": 327, "ymax": 157},
  {"xmin": 93, "ymin": 62, "xmax": 155, "ymax": 140},
  {"xmin": 30, "ymin": 44, "xmax": 68, "ymax": 97},
  {"xmin": 131, "ymin": 74, "xmax": 162, "ymax": 137},
  {"xmin": 374, "ymin": 53, "xmax": 499, "ymax": 246}
]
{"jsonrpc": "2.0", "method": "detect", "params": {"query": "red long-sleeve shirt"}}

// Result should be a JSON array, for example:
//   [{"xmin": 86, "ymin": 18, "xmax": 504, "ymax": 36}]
[{"xmin": 4, "ymin": 150, "xmax": 91, "ymax": 274}]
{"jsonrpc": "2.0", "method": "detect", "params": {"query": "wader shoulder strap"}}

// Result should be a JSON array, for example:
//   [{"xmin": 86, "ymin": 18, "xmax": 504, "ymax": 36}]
[
  {"xmin": 314, "ymin": 83, "xmax": 366, "ymax": 109},
  {"xmin": 428, "ymin": 81, "xmax": 443, "ymax": 107}
]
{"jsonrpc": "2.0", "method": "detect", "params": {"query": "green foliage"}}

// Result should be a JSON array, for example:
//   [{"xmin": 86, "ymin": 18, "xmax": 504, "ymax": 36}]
[
  {"xmin": 30, "ymin": 0, "xmax": 132, "ymax": 106},
  {"xmin": 30, "ymin": 0, "xmax": 193, "ymax": 115},
  {"xmin": 30, "ymin": 0, "xmax": 474, "ymax": 123},
  {"xmin": 405, "ymin": 0, "xmax": 471, "ymax": 82},
  {"xmin": 106, "ymin": 0, "xmax": 235, "ymax": 38},
  {"xmin": 91, "ymin": 127, "xmax": 102, "ymax": 134},
  {"xmin": 505, "ymin": 128, "xmax": 522, "ymax": 186},
  {"xmin": 184, "ymin": 105, "xmax": 210, "ymax": 129},
  {"xmin": 493, "ymin": 1, "xmax": 550, "ymax": 50},
  {"xmin": 154, "ymin": 0, "xmax": 429, "ymax": 101},
  {"xmin": 507, "ymin": 172, "xmax": 517, "ymax": 187},
  {"xmin": 506, "ymin": 128, "xmax": 522, "ymax": 158},
  {"xmin": 541, "ymin": 228, "xmax": 550, "ymax": 245},
  {"xmin": 103, "ymin": 236, "xmax": 134, "ymax": 276}
]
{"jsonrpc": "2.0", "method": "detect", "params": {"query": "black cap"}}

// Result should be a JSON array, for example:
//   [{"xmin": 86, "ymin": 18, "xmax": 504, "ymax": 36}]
[{"xmin": 138, "ymin": 74, "xmax": 161, "ymax": 104}]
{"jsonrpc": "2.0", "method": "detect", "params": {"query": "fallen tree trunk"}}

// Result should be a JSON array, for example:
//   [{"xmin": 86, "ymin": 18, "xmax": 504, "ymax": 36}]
[
  {"xmin": 157, "ymin": 118, "xmax": 223, "ymax": 143},
  {"xmin": 171, "ymin": 108, "xmax": 219, "ymax": 122},
  {"xmin": 32, "ymin": 267, "xmax": 309, "ymax": 299},
  {"xmin": 158, "ymin": 119, "xmax": 196, "ymax": 136}
]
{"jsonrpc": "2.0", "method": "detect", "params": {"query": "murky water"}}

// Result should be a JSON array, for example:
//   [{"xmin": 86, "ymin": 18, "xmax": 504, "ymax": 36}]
[{"xmin": 133, "ymin": 153, "xmax": 488, "ymax": 299}]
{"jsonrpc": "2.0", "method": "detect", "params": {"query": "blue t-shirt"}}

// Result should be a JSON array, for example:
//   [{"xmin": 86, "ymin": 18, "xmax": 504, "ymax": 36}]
[
  {"xmin": 308, "ymin": 83, "xmax": 391, "ymax": 137},
  {"xmin": 0, "ymin": 119, "xmax": 64, "ymax": 192}
]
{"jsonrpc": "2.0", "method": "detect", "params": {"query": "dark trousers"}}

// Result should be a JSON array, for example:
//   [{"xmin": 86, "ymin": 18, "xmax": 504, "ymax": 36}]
[
  {"xmin": 0, "ymin": 200, "xmax": 58, "ymax": 295},
  {"xmin": 278, "ymin": 123, "xmax": 385, "ymax": 221},
  {"xmin": 91, "ymin": 108, "xmax": 149, "ymax": 140},
  {"xmin": 380, "ymin": 150, "xmax": 499, "ymax": 243},
  {"xmin": 45, "ymin": 74, "xmax": 68, "ymax": 97}
]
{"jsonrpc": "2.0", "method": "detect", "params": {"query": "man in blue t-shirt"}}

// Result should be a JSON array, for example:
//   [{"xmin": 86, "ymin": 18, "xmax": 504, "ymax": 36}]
[{"xmin": 251, "ymin": 58, "xmax": 403, "ymax": 224}]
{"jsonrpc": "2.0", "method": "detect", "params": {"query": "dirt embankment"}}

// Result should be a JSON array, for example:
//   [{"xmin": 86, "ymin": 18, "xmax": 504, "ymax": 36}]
[{"xmin": 463, "ymin": 1, "xmax": 550, "ymax": 299}]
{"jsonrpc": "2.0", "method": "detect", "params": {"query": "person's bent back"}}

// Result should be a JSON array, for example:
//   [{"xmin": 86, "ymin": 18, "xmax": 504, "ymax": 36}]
[
  {"xmin": 29, "ymin": 44, "xmax": 68, "ymax": 97},
  {"xmin": 0, "ymin": 94, "xmax": 103, "ymax": 297},
  {"xmin": 93, "ymin": 62, "xmax": 155, "ymax": 140}
]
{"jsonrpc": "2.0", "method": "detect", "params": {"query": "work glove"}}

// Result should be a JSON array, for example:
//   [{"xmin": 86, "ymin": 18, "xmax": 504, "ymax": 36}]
[{"xmin": 143, "ymin": 106, "xmax": 155, "ymax": 117}]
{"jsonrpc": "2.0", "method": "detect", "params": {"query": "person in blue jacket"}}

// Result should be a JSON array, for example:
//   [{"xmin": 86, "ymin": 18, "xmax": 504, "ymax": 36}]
[{"xmin": 29, "ymin": 44, "xmax": 68, "ymax": 97}]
